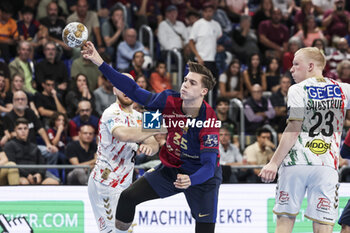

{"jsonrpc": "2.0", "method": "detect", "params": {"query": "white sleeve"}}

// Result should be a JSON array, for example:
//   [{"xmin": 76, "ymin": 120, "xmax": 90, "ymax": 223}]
[
  {"xmin": 287, "ymin": 84, "xmax": 305, "ymax": 121},
  {"xmin": 219, "ymin": 73, "xmax": 227, "ymax": 83},
  {"xmin": 189, "ymin": 21, "xmax": 199, "ymax": 41},
  {"xmin": 103, "ymin": 111, "xmax": 127, "ymax": 134}
]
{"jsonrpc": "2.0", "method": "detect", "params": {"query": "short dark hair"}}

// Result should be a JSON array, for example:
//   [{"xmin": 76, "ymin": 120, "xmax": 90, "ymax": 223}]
[
  {"xmin": 256, "ymin": 128, "xmax": 272, "ymax": 137},
  {"xmin": 188, "ymin": 62, "xmax": 216, "ymax": 91},
  {"xmin": 132, "ymin": 51, "xmax": 144, "ymax": 59},
  {"xmin": 220, "ymin": 124, "xmax": 231, "ymax": 133},
  {"xmin": 216, "ymin": 97, "xmax": 229, "ymax": 106},
  {"xmin": 15, "ymin": 117, "xmax": 29, "ymax": 127},
  {"xmin": 156, "ymin": 61, "xmax": 166, "ymax": 68},
  {"xmin": 21, "ymin": 6, "xmax": 34, "ymax": 15}
]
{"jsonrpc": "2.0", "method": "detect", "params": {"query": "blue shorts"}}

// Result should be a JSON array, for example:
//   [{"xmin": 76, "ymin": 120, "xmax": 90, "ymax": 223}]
[
  {"xmin": 339, "ymin": 199, "xmax": 350, "ymax": 226},
  {"xmin": 144, "ymin": 164, "xmax": 222, "ymax": 223}
]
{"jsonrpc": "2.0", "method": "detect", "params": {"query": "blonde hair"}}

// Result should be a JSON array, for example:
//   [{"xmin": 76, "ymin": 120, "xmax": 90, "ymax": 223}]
[{"xmin": 295, "ymin": 47, "xmax": 326, "ymax": 69}]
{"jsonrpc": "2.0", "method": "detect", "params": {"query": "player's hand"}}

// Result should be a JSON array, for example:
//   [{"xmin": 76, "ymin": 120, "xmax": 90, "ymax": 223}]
[
  {"xmin": 258, "ymin": 162, "xmax": 278, "ymax": 183},
  {"xmin": 81, "ymin": 41, "xmax": 104, "ymax": 66},
  {"xmin": 0, "ymin": 214, "xmax": 33, "ymax": 233},
  {"xmin": 137, "ymin": 144, "xmax": 153, "ymax": 156},
  {"xmin": 174, "ymin": 174, "xmax": 191, "ymax": 189}
]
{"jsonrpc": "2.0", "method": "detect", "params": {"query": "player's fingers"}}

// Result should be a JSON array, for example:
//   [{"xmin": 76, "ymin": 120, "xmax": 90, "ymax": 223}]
[{"xmin": 0, "ymin": 214, "xmax": 11, "ymax": 230}]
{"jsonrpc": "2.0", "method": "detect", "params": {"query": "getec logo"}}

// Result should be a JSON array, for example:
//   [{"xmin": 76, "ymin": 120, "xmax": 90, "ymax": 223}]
[
  {"xmin": 305, "ymin": 139, "xmax": 331, "ymax": 155},
  {"xmin": 143, "ymin": 110, "xmax": 162, "ymax": 129},
  {"xmin": 0, "ymin": 201, "xmax": 84, "ymax": 233}
]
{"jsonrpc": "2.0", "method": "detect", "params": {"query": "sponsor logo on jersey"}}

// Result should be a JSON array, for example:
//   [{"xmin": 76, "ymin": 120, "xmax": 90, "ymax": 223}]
[
  {"xmin": 317, "ymin": 197, "xmax": 331, "ymax": 211},
  {"xmin": 98, "ymin": 216, "xmax": 107, "ymax": 231},
  {"xmin": 306, "ymin": 85, "xmax": 342, "ymax": 100},
  {"xmin": 305, "ymin": 139, "xmax": 331, "ymax": 155},
  {"xmin": 278, "ymin": 191, "xmax": 289, "ymax": 204},
  {"xmin": 203, "ymin": 134, "xmax": 218, "ymax": 147}
]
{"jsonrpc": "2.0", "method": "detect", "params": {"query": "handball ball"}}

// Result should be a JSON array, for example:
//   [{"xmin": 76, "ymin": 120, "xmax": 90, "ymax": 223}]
[{"xmin": 62, "ymin": 22, "xmax": 88, "ymax": 48}]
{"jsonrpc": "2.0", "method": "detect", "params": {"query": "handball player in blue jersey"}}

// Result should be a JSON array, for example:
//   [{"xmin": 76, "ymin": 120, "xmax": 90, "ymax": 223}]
[{"xmin": 82, "ymin": 41, "xmax": 222, "ymax": 233}]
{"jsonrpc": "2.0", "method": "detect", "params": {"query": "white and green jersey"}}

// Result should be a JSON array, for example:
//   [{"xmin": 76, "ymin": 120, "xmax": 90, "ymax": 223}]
[{"xmin": 283, "ymin": 77, "xmax": 350, "ymax": 170}]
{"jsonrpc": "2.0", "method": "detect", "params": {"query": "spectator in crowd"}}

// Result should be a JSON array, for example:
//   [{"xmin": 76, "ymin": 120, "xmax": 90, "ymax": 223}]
[
  {"xmin": 265, "ymin": 57, "xmax": 281, "ymax": 93},
  {"xmin": 322, "ymin": 0, "xmax": 350, "ymax": 42},
  {"xmin": 243, "ymin": 53, "xmax": 267, "ymax": 95},
  {"xmin": 272, "ymin": 0, "xmax": 297, "ymax": 22},
  {"xmin": 47, "ymin": 112, "xmax": 68, "ymax": 151},
  {"xmin": 71, "ymin": 56, "xmax": 102, "ymax": 92},
  {"xmin": 66, "ymin": 124, "xmax": 97, "ymax": 185},
  {"xmin": 135, "ymin": 74, "xmax": 151, "ymax": 92},
  {"xmin": 39, "ymin": 1, "xmax": 72, "ymax": 56},
  {"xmin": 36, "ymin": 42, "xmax": 69, "ymax": 93},
  {"xmin": 17, "ymin": 7, "xmax": 40, "ymax": 41},
  {"xmin": 132, "ymin": 0, "xmax": 162, "ymax": 31},
  {"xmin": 212, "ymin": 0, "xmax": 233, "ymax": 35},
  {"xmin": 102, "ymin": 5, "xmax": 126, "ymax": 61},
  {"xmin": 2, "ymin": 91, "xmax": 59, "ymax": 164},
  {"xmin": 9, "ymin": 41, "xmax": 36, "ymax": 94},
  {"xmin": 230, "ymin": 15, "xmax": 260, "ymax": 63},
  {"xmin": 282, "ymin": 37, "xmax": 302, "ymax": 73},
  {"xmin": 68, "ymin": 100, "xmax": 98, "ymax": 141},
  {"xmin": 0, "ymin": 3, "xmax": 18, "ymax": 62},
  {"xmin": 216, "ymin": 97, "xmax": 238, "ymax": 144},
  {"xmin": 116, "ymin": 28, "xmax": 148, "ymax": 72},
  {"xmin": 252, "ymin": 0, "xmax": 273, "ymax": 30},
  {"xmin": 189, "ymin": 3, "xmax": 222, "ymax": 101},
  {"xmin": 185, "ymin": 10, "xmax": 200, "ymax": 37},
  {"xmin": 157, "ymin": 5, "xmax": 188, "ymax": 59},
  {"xmin": 93, "ymin": 75, "xmax": 115, "ymax": 116},
  {"xmin": 258, "ymin": 8, "xmax": 289, "ymax": 59},
  {"xmin": 36, "ymin": 0, "xmax": 69, "ymax": 20},
  {"xmin": 294, "ymin": 0, "xmax": 314, "ymax": 31},
  {"xmin": 4, "ymin": 118, "xmax": 59, "ymax": 185},
  {"xmin": 65, "ymin": 74, "xmax": 95, "ymax": 118},
  {"xmin": 327, "ymin": 37, "xmax": 350, "ymax": 77},
  {"xmin": 0, "ymin": 151, "xmax": 19, "ymax": 185},
  {"xmin": 67, "ymin": 0, "xmax": 104, "ymax": 53},
  {"xmin": 127, "ymin": 51, "xmax": 148, "ymax": 79},
  {"xmin": 293, "ymin": 15, "xmax": 325, "ymax": 47},
  {"xmin": 184, "ymin": 10, "xmax": 200, "ymax": 62},
  {"xmin": 244, "ymin": 84, "xmax": 275, "ymax": 133},
  {"xmin": 218, "ymin": 59, "xmax": 243, "ymax": 99},
  {"xmin": 0, "ymin": 61, "xmax": 10, "ymax": 92},
  {"xmin": 312, "ymin": 38, "xmax": 327, "ymax": 54},
  {"xmin": 0, "ymin": 74, "xmax": 12, "ymax": 114},
  {"xmin": 35, "ymin": 77, "xmax": 66, "ymax": 126},
  {"xmin": 149, "ymin": 61, "xmax": 172, "ymax": 93},
  {"xmin": 337, "ymin": 60, "xmax": 350, "ymax": 83},
  {"xmin": 224, "ymin": 0, "xmax": 249, "ymax": 23},
  {"xmin": 243, "ymin": 127, "xmax": 275, "ymax": 182},
  {"xmin": 5, "ymin": 73, "xmax": 38, "ymax": 116},
  {"xmin": 219, "ymin": 125, "xmax": 244, "ymax": 183},
  {"xmin": 270, "ymin": 75, "xmax": 291, "ymax": 138}
]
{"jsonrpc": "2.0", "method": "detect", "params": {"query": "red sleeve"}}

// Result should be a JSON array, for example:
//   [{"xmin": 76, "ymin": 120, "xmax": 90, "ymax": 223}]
[
  {"xmin": 69, "ymin": 120, "xmax": 78, "ymax": 137},
  {"xmin": 47, "ymin": 128, "xmax": 55, "ymax": 141},
  {"xmin": 258, "ymin": 20, "xmax": 268, "ymax": 36}
]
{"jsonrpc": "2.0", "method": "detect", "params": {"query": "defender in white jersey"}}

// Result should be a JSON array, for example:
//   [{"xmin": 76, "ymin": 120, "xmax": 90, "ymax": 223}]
[
  {"xmin": 259, "ymin": 47, "xmax": 350, "ymax": 233},
  {"xmin": 88, "ymin": 74, "xmax": 161, "ymax": 233}
]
